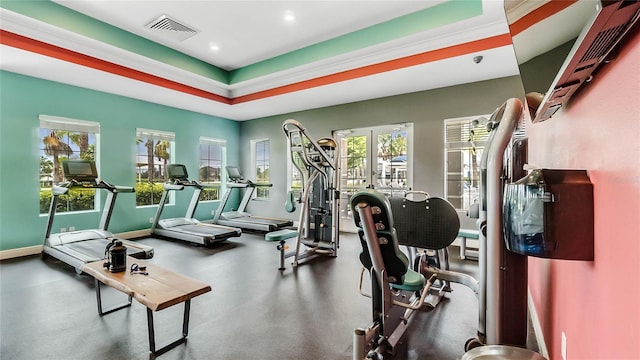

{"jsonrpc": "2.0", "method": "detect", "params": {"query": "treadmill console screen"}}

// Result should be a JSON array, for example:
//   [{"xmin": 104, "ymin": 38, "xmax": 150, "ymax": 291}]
[
  {"xmin": 226, "ymin": 166, "xmax": 243, "ymax": 180},
  {"xmin": 62, "ymin": 160, "xmax": 98, "ymax": 182},
  {"xmin": 167, "ymin": 164, "xmax": 189, "ymax": 181}
]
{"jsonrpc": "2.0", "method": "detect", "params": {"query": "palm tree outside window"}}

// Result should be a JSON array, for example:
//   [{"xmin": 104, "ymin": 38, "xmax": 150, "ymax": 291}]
[
  {"xmin": 253, "ymin": 139, "xmax": 270, "ymax": 199},
  {"xmin": 39, "ymin": 115, "xmax": 98, "ymax": 214},
  {"xmin": 135, "ymin": 128, "xmax": 175, "ymax": 206},
  {"xmin": 199, "ymin": 138, "xmax": 226, "ymax": 201}
]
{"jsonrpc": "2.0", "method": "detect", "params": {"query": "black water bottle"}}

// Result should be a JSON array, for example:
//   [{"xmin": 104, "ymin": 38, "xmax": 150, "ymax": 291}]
[{"xmin": 104, "ymin": 239, "xmax": 127, "ymax": 273}]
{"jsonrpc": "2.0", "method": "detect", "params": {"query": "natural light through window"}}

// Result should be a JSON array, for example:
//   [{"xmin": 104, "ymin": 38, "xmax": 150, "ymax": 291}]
[
  {"xmin": 135, "ymin": 128, "xmax": 175, "ymax": 206},
  {"xmin": 39, "ymin": 115, "xmax": 99, "ymax": 214}
]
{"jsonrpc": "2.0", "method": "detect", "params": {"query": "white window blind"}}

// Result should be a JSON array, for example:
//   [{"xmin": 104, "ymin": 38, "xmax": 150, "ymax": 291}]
[
  {"xmin": 445, "ymin": 116, "xmax": 490, "ymax": 150},
  {"xmin": 39, "ymin": 115, "xmax": 100, "ymax": 133},
  {"xmin": 136, "ymin": 128, "xmax": 175, "ymax": 142}
]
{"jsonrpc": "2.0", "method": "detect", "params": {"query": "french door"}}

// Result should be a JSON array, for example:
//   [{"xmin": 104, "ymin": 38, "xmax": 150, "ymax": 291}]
[{"xmin": 334, "ymin": 124, "xmax": 412, "ymax": 232}]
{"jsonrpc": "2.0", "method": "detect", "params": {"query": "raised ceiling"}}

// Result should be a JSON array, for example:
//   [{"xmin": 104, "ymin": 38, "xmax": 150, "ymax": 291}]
[{"xmin": 0, "ymin": 1, "xmax": 581, "ymax": 120}]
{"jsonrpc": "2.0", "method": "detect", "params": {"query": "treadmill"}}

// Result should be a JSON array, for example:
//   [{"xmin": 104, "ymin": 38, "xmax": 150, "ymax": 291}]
[
  {"xmin": 213, "ymin": 166, "xmax": 293, "ymax": 232},
  {"xmin": 150, "ymin": 164, "xmax": 241, "ymax": 246},
  {"xmin": 43, "ymin": 160, "xmax": 154, "ymax": 273}
]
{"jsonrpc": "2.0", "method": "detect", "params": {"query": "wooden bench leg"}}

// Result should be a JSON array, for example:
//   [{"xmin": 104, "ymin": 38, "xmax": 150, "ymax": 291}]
[
  {"xmin": 94, "ymin": 279, "xmax": 132, "ymax": 316},
  {"xmin": 147, "ymin": 299, "xmax": 191, "ymax": 356}
]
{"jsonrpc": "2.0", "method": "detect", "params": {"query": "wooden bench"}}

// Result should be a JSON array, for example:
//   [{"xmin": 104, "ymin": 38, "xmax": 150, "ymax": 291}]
[{"xmin": 81, "ymin": 257, "xmax": 211, "ymax": 356}]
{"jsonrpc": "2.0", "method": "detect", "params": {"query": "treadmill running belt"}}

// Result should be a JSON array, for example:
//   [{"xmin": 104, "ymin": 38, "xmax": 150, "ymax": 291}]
[
  {"xmin": 55, "ymin": 239, "xmax": 146, "ymax": 260},
  {"xmin": 170, "ymin": 224, "xmax": 238, "ymax": 239},
  {"xmin": 232, "ymin": 217, "xmax": 292, "ymax": 226}
]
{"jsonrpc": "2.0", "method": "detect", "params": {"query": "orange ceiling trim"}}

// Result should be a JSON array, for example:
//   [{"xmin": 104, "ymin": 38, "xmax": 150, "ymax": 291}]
[
  {"xmin": 509, "ymin": 0, "xmax": 578, "ymax": 36},
  {"xmin": 232, "ymin": 33, "xmax": 513, "ymax": 104},
  {"xmin": 2, "ymin": 29, "xmax": 512, "ymax": 108},
  {"xmin": 0, "ymin": 30, "xmax": 232, "ymax": 105}
]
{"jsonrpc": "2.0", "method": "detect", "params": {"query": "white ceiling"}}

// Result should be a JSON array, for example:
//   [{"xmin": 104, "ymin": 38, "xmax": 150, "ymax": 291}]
[
  {"xmin": 0, "ymin": 0, "xmax": 563, "ymax": 121},
  {"xmin": 56, "ymin": 0, "xmax": 449, "ymax": 70}
]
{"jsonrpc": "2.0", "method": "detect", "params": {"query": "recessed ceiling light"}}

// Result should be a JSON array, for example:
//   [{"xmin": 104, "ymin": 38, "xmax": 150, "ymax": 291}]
[
  {"xmin": 284, "ymin": 10, "xmax": 295, "ymax": 22},
  {"xmin": 209, "ymin": 43, "xmax": 220, "ymax": 51}
]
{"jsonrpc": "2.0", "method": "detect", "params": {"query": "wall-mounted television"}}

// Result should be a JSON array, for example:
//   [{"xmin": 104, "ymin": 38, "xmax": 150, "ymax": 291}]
[{"xmin": 506, "ymin": 0, "xmax": 640, "ymax": 122}]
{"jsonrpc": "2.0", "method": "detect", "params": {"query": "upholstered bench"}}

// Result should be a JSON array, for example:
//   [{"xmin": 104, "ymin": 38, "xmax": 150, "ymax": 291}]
[{"xmin": 458, "ymin": 229, "xmax": 480, "ymax": 260}]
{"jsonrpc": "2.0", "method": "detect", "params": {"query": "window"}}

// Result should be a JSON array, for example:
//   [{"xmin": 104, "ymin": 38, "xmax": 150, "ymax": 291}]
[
  {"xmin": 286, "ymin": 134, "xmax": 308, "ymax": 199},
  {"xmin": 334, "ymin": 124, "xmax": 412, "ymax": 193},
  {"xmin": 334, "ymin": 124, "xmax": 413, "ymax": 232},
  {"xmin": 289, "ymin": 155, "xmax": 305, "ymax": 199},
  {"xmin": 444, "ymin": 116, "xmax": 490, "ymax": 210},
  {"xmin": 39, "ymin": 115, "xmax": 99, "ymax": 214},
  {"xmin": 135, "ymin": 128, "xmax": 174, "ymax": 206},
  {"xmin": 199, "ymin": 137, "xmax": 226, "ymax": 201},
  {"xmin": 252, "ymin": 139, "xmax": 270, "ymax": 199}
]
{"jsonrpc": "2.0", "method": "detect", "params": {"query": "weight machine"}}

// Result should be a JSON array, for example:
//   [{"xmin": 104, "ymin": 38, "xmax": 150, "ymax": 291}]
[
  {"xmin": 350, "ymin": 98, "xmax": 530, "ymax": 359},
  {"xmin": 277, "ymin": 119, "xmax": 341, "ymax": 268}
]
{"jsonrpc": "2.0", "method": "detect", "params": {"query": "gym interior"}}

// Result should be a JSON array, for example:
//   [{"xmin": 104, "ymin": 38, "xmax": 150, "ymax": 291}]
[{"xmin": 1, "ymin": 1, "xmax": 639, "ymax": 360}]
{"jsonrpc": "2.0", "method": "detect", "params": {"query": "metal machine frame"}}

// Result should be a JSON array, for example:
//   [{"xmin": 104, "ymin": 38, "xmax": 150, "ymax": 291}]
[
  {"xmin": 350, "ymin": 98, "xmax": 529, "ymax": 358},
  {"xmin": 281, "ymin": 119, "xmax": 341, "ymax": 267},
  {"xmin": 43, "ymin": 160, "xmax": 154, "ymax": 273},
  {"xmin": 470, "ymin": 97, "xmax": 528, "ymax": 348},
  {"xmin": 213, "ymin": 166, "xmax": 293, "ymax": 232},
  {"xmin": 151, "ymin": 164, "xmax": 241, "ymax": 246}
]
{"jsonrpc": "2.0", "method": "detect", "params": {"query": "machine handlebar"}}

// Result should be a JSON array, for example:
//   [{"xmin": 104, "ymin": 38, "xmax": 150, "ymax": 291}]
[{"xmin": 58, "ymin": 178, "xmax": 134, "ymax": 193}]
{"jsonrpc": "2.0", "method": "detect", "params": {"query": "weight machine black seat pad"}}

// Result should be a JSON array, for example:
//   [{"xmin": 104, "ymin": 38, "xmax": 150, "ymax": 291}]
[
  {"xmin": 350, "ymin": 190, "xmax": 409, "ymax": 285},
  {"xmin": 388, "ymin": 196, "xmax": 460, "ymax": 250}
]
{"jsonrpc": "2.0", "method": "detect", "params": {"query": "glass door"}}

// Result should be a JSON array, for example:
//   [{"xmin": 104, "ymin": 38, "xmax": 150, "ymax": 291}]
[{"xmin": 334, "ymin": 124, "xmax": 412, "ymax": 232}]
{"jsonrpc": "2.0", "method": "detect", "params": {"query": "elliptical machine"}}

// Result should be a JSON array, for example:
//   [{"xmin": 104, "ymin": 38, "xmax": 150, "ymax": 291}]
[{"xmin": 279, "ymin": 119, "xmax": 341, "ymax": 267}]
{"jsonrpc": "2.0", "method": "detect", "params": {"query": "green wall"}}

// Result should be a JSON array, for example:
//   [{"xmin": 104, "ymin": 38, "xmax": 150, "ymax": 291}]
[
  {"xmin": 0, "ymin": 71, "xmax": 525, "ymax": 252},
  {"xmin": 0, "ymin": 71, "xmax": 240, "ymax": 251},
  {"xmin": 239, "ymin": 75, "xmax": 525, "ymax": 230}
]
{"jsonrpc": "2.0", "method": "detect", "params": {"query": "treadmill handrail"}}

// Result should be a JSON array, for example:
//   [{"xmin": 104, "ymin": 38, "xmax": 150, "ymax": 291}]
[
  {"xmin": 59, "ymin": 178, "xmax": 134, "ymax": 194},
  {"xmin": 168, "ymin": 178, "xmax": 222, "ymax": 191},
  {"xmin": 114, "ymin": 185, "xmax": 135, "ymax": 193},
  {"xmin": 44, "ymin": 178, "xmax": 136, "ymax": 243},
  {"xmin": 164, "ymin": 183, "xmax": 185, "ymax": 191}
]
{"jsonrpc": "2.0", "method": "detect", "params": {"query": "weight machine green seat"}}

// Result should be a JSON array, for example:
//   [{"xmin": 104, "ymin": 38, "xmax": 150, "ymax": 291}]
[
  {"xmin": 265, "ymin": 229, "xmax": 298, "ymax": 242},
  {"xmin": 390, "ymin": 268, "xmax": 426, "ymax": 292}
]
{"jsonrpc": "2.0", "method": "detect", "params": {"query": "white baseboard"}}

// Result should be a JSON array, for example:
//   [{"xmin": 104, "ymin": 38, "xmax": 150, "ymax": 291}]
[
  {"xmin": 528, "ymin": 289, "xmax": 549, "ymax": 359},
  {"xmin": 0, "ymin": 229, "xmax": 151, "ymax": 260},
  {"xmin": 0, "ymin": 245, "xmax": 43, "ymax": 260}
]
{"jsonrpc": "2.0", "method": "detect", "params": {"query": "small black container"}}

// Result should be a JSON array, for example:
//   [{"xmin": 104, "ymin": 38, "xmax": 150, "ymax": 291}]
[{"xmin": 104, "ymin": 239, "xmax": 127, "ymax": 272}]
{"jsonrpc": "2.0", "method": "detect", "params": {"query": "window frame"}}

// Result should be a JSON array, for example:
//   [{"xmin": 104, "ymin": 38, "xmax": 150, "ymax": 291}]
[
  {"xmin": 38, "ymin": 115, "xmax": 100, "ymax": 215},
  {"xmin": 135, "ymin": 128, "xmax": 175, "ymax": 207},
  {"xmin": 443, "ymin": 115, "xmax": 490, "ymax": 211},
  {"xmin": 199, "ymin": 137, "xmax": 226, "ymax": 202},
  {"xmin": 250, "ymin": 138, "xmax": 270, "ymax": 199}
]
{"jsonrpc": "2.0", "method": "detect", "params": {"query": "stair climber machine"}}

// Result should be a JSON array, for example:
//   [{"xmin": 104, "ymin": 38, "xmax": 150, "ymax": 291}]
[
  {"xmin": 43, "ymin": 160, "xmax": 154, "ymax": 274},
  {"xmin": 213, "ymin": 166, "xmax": 293, "ymax": 232},
  {"xmin": 151, "ymin": 164, "xmax": 241, "ymax": 246},
  {"xmin": 276, "ymin": 119, "xmax": 341, "ymax": 268}
]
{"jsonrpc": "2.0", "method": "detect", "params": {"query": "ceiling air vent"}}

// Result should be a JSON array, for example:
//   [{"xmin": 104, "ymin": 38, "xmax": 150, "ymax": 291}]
[{"xmin": 145, "ymin": 14, "xmax": 199, "ymax": 42}]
